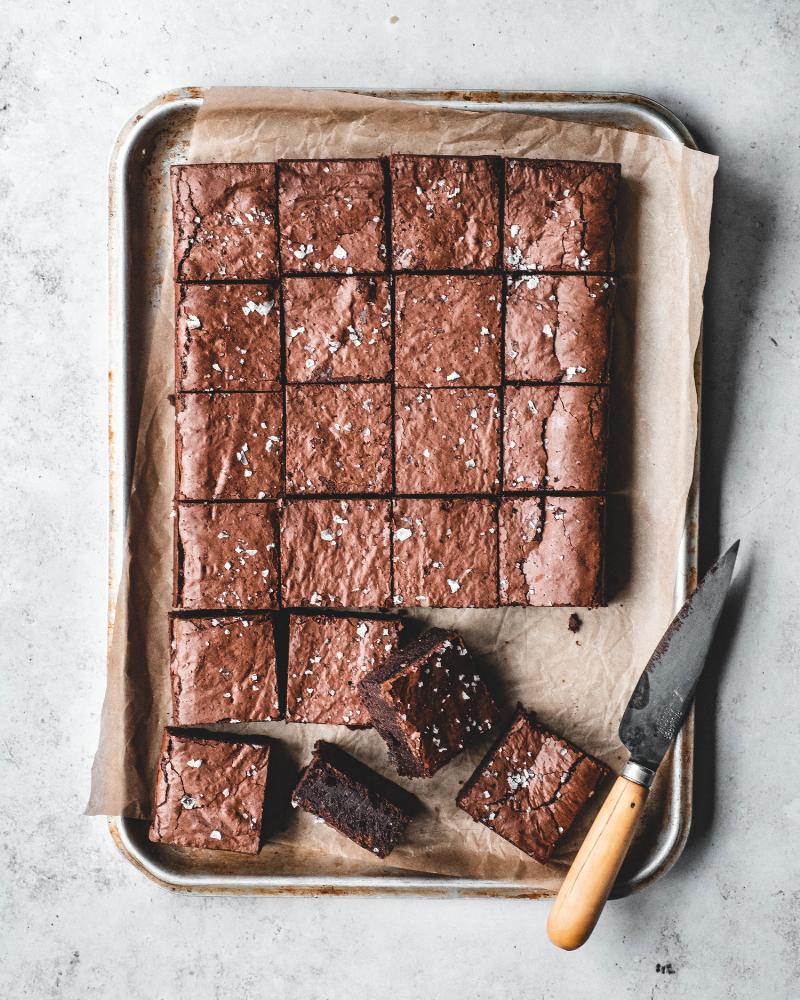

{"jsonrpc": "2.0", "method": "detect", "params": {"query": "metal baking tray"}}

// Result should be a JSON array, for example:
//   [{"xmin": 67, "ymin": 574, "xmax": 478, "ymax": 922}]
[{"xmin": 107, "ymin": 88, "xmax": 700, "ymax": 897}]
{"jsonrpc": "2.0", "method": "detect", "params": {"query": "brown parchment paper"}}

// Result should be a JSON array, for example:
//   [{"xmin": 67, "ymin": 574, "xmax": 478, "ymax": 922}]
[{"xmin": 89, "ymin": 88, "xmax": 717, "ymax": 886}]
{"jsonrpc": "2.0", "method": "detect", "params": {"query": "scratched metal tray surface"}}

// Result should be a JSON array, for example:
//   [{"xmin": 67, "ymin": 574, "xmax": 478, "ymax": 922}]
[{"xmin": 107, "ymin": 88, "xmax": 700, "ymax": 897}]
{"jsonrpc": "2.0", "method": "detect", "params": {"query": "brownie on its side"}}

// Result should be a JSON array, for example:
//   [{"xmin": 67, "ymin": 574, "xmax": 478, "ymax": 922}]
[
  {"xmin": 176, "ymin": 283, "xmax": 281, "ymax": 392},
  {"xmin": 499, "ymin": 496, "xmax": 605, "ymax": 608},
  {"xmin": 171, "ymin": 163, "xmax": 278, "ymax": 282},
  {"xmin": 170, "ymin": 614, "xmax": 281, "ymax": 725},
  {"xmin": 292, "ymin": 741, "xmax": 418, "ymax": 858},
  {"xmin": 504, "ymin": 274, "xmax": 615, "ymax": 384},
  {"xmin": 359, "ymin": 628, "xmax": 499, "ymax": 778},
  {"xmin": 287, "ymin": 614, "xmax": 402, "ymax": 726},
  {"xmin": 283, "ymin": 276, "xmax": 392, "ymax": 382},
  {"xmin": 456, "ymin": 705, "xmax": 609, "ymax": 863},
  {"xmin": 149, "ymin": 729, "xmax": 271, "ymax": 854},
  {"xmin": 504, "ymin": 159, "xmax": 619, "ymax": 274}
]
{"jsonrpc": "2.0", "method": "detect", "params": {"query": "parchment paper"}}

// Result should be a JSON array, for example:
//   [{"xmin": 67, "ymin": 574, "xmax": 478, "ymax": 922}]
[{"xmin": 89, "ymin": 88, "xmax": 717, "ymax": 885}]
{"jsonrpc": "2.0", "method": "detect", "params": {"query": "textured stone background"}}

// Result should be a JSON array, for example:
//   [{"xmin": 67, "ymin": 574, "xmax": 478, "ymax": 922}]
[{"xmin": 1, "ymin": 1, "xmax": 797, "ymax": 997}]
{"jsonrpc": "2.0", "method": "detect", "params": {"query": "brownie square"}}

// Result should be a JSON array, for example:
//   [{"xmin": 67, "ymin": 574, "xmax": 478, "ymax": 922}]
[
  {"xmin": 285, "ymin": 383, "xmax": 392, "ymax": 495},
  {"xmin": 292, "ymin": 741, "xmax": 418, "ymax": 857},
  {"xmin": 504, "ymin": 159, "xmax": 619, "ymax": 274},
  {"xmin": 392, "ymin": 498, "xmax": 498, "ymax": 608},
  {"xmin": 359, "ymin": 628, "xmax": 499, "ymax": 778},
  {"xmin": 283, "ymin": 276, "xmax": 392, "ymax": 382},
  {"xmin": 280, "ymin": 499, "xmax": 391, "ymax": 608},
  {"xmin": 390, "ymin": 155, "xmax": 501, "ymax": 271},
  {"xmin": 395, "ymin": 388, "xmax": 501, "ymax": 494},
  {"xmin": 287, "ymin": 614, "xmax": 402, "ymax": 726},
  {"xmin": 505, "ymin": 275, "xmax": 615, "ymax": 384},
  {"xmin": 176, "ymin": 392, "xmax": 283, "ymax": 501},
  {"xmin": 149, "ymin": 729, "xmax": 271, "ymax": 854},
  {"xmin": 499, "ymin": 496, "xmax": 605, "ymax": 607},
  {"xmin": 176, "ymin": 283, "xmax": 281, "ymax": 392},
  {"xmin": 394, "ymin": 274, "xmax": 502, "ymax": 387},
  {"xmin": 503, "ymin": 385, "xmax": 609, "ymax": 492},
  {"xmin": 170, "ymin": 614, "xmax": 281, "ymax": 725},
  {"xmin": 278, "ymin": 159, "xmax": 387, "ymax": 274},
  {"xmin": 457, "ymin": 706, "xmax": 609, "ymax": 863},
  {"xmin": 175, "ymin": 502, "xmax": 279, "ymax": 610},
  {"xmin": 171, "ymin": 163, "xmax": 278, "ymax": 281}
]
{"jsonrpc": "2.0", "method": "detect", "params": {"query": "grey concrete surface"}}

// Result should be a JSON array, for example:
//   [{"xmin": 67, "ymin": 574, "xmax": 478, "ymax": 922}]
[{"xmin": 0, "ymin": 1, "xmax": 798, "ymax": 997}]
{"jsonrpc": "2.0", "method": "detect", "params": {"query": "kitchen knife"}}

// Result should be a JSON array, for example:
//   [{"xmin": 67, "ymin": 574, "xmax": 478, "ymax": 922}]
[{"xmin": 547, "ymin": 540, "xmax": 740, "ymax": 950}]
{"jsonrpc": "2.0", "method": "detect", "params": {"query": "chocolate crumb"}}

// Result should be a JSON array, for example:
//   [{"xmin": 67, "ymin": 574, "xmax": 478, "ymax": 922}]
[{"xmin": 568, "ymin": 613, "xmax": 582, "ymax": 634}]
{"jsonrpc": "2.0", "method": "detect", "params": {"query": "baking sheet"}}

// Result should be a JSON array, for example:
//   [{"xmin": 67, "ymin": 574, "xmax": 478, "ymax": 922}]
[{"xmin": 92, "ymin": 88, "xmax": 716, "ymax": 892}]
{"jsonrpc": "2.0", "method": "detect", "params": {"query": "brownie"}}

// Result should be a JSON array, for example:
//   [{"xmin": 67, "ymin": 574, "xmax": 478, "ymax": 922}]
[
  {"xmin": 287, "ymin": 614, "xmax": 402, "ymax": 726},
  {"xmin": 291, "ymin": 741, "xmax": 418, "ymax": 857},
  {"xmin": 359, "ymin": 628, "xmax": 498, "ymax": 778},
  {"xmin": 395, "ymin": 387, "xmax": 501, "ymax": 494},
  {"xmin": 392, "ymin": 498, "xmax": 498, "ymax": 608},
  {"xmin": 499, "ymin": 496, "xmax": 605, "ymax": 607},
  {"xmin": 170, "ymin": 614, "xmax": 280, "ymax": 725},
  {"xmin": 176, "ymin": 283, "xmax": 281, "ymax": 392},
  {"xmin": 176, "ymin": 392, "xmax": 283, "ymax": 501},
  {"xmin": 285, "ymin": 383, "xmax": 392, "ymax": 495},
  {"xmin": 390, "ymin": 155, "xmax": 501, "ymax": 271},
  {"xmin": 456, "ymin": 705, "xmax": 609, "ymax": 863},
  {"xmin": 505, "ymin": 274, "xmax": 615, "ymax": 383},
  {"xmin": 171, "ymin": 163, "xmax": 278, "ymax": 281},
  {"xmin": 283, "ymin": 276, "xmax": 392, "ymax": 382},
  {"xmin": 175, "ymin": 502, "xmax": 279, "ymax": 610},
  {"xmin": 280, "ymin": 499, "xmax": 391, "ymax": 608},
  {"xmin": 503, "ymin": 385, "xmax": 608, "ymax": 492},
  {"xmin": 394, "ymin": 274, "xmax": 502, "ymax": 387},
  {"xmin": 278, "ymin": 159, "xmax": 387, "ymax": 274},
  {"xmin": 149, "ymin": 729, "xmax": 271, "ymax": 854}
]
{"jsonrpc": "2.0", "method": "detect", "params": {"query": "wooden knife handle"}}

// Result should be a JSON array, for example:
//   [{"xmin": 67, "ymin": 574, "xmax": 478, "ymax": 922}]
[{"xmin": 547, "ymin": 775, "xmax": 649, "ymax": 950}]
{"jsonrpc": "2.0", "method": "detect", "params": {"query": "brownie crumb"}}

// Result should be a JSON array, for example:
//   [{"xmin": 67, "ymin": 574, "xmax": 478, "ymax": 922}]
[{"xmin": 568, "ymin": 613, "xmax": 582, "ymax": 634}]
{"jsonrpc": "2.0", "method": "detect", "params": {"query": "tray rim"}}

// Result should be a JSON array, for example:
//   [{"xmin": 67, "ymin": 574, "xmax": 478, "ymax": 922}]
[{"xmin": 107, "ymin": 86, "xmax": 700, "ymax": 898}]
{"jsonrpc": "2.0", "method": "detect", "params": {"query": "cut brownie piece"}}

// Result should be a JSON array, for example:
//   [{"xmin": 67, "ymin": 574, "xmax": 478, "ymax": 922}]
[
  {"xmin": 503, "ymin": 385, "xmax": 609, "ymax": 492},
  {"xmin": 170, "ymin": 614, "xmax": 280, "ymax": 725},
  {"xmin": 505, "ymin": 274, "xmax": 615, "ymax": 384},
  {"xmin": 390, "ymin": 155, "xmax": 501, "ymax": 271},
  {"xmin": 175, "ymin": 502, "xmax": 279, "ymax": 610},
  {"xmin": 292, "ymin": 741, "xmax": 418, "ymax": 858},
  {"xmin": 499, "ymin": 496, "xmax": 605, "ymax": 607},
  {"xmin": 456, "ymin": 705, "xmax": 609, "ymax": 863},
  {"xmin": 278, "ymin": 159, "xmax": 387, "ymax": 274},
  {"xmin": 171, "ymin": 163, "xmax": 278, "ymax": 281},
  {"xmin": 359, "ymin": 628, "xmax": 499, "ymax": 778},
  {"xmin": 394, "ymin": 274, "xmax": 502, "ymax": 387},
  {"xmin": 149, "ymin": 729, "xmax": 271, "ymax": 854},
  {"xmin": 176, "ymin": 283, "xmax": 281, "ymax": 392},
  {"xmin": 176, "ymin": 392, "xmax": 283, "ymax": 501},
  {"xmin": 285, "ymin": 383, "xmax": 392, "ymax": 495},
  {"xmin": 392, "ymin": 498, "xmax": 498, "ymax": 608},
  {"xmin": 283, "ymin": 276, "xmax": 392, "ymax": 382},
  {"xmin": 280, "ymin": 499, "xmax": 392, "ymax": 608},
  {"xmin": 287, "ymin": 614, "xmax": 402, "ymax": 726},
  {"xmin": 395, "ymin": 387, "xmax": 501, "ymax": 494},
  {"xmin": 504, "ymin": 159, "xmax": 619, "ymax": 274}
]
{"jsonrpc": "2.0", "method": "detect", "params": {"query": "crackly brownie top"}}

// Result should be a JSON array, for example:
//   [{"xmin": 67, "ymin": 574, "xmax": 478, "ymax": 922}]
[
  {"xmin": 170, "ymin": 615, "xmax": 280, "ymax": 725},
  {"xmin": 503, "ymin": 384, "xmax": 608, "ymax": 492},
  {"xmin": 176, "ymin": 284, "xmax": 281, "ymax": 391},
  {"xmin": 505, "ymin": 159, "xmax": 619, "ymax": 273},
  {"xmin": 394, "ymin": 274, "xmax": 502, "ymax": 387},
  {"xmin": 283, "ymin": 276, "xmax": 392, "ymax": 382},
  {"xmin": 171, "ymin": 163, "xmax": 278, "ymax": 281},
  {"xmin": 278, "ymin": 159, "xmax": 387, "ymax": 274},
  {"xmin": 149, "ymin": 730, "xmax": 271, "ymax": 854},
  {"xmin": 390, "ymin": 155, "xmax": 501, "ymax": 271},
  {"xmin": 505, "ymin": 274, "xmax": 615, "ymax": 383},
  {"xmin": 457, "ymin": 706, "xmax": 609, "ymax": 863}
]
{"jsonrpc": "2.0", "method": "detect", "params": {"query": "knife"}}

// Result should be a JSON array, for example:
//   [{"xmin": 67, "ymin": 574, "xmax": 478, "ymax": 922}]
[{"xmin": 547, "ymin": 540, "xmax": 740, "ymax": 950}]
